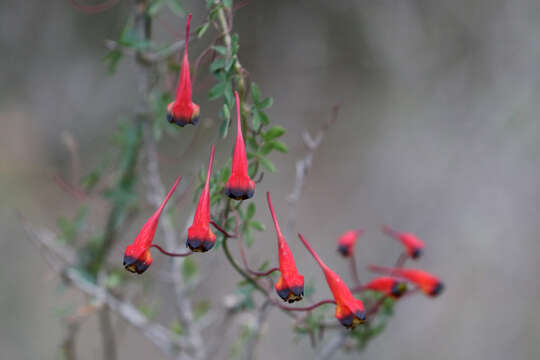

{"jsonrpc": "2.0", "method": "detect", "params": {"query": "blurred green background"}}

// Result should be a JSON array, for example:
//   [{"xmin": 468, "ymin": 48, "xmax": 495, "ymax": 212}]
[{"xmin": 2, "ymin": 0, "xmax": 540, "ymax": 359}]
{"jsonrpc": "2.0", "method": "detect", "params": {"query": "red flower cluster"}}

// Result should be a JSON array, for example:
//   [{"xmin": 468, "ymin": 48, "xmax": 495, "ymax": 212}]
[{"xmin": 123, "ymin": 13, "xmax": 444, "ymax": 330}]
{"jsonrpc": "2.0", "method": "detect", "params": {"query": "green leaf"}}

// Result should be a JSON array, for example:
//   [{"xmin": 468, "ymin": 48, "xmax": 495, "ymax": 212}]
[
  {"xmin": 263, "ymin": 126, "xmax": 286, "ymax": 141},
  {"xmin": 220, "ymin": 118, "xmax": 231, "ymax": 138},
  {"xmin": 252, "ymin": 108, "xmax": 262, "ymax": 129},
  {"xmin": 194, "ymin": 300, "xmax": 211, "ymax": 320},
  {"xmin": 224, "ymin": 81, "xmax": 234, "ymax": 107},
  {"xmin": 81, "ymin": 169, "xmax": 101, "ymax": 191},
  {"xmin": 167, "ymin": 0, "xmax": 185, "ymax": 16},
  {"xmin": 247, "ymin": 136, "xmax": 258, "ymax": 150},
  {"xmin": 225, "ymin": 57, "xmax": 236, "ymax": 73},
  {"xmin": 196, "ymin": 22, "xmax": 210, "ymax": 38},
  {"xmin": 210, "ymin": 58, "xmax": 225, "ymax": 73},
  {"xmin": 258, "ymin": 97, "xmax": 273, "ymax": 109},
  {"xmin": 212, "ymin": 45, "xmax": 227, "ymax": 55},
  {"xmin": 230, "ymin": 33, "xmax": 239, "ymax": 55},
  {"xmin": 259, "ymin": 158, "xmax": 276, "ymax": 172},
  {"xmin": 209, "ymin": 4, "xmax": 223, "ymax": 20},
  {"xmin": 251, "ymin": 83, "xmax": 261, "ymax": 103},
  {"xmin": 250, "ymin": 220, "xmax": 265, "ymax": 232},
  {"xmin": 170, "ymin": 320, "xmax": 184, "ymax": 335},
  {"xmin": 246, "ymin": 203, "xmax": 255, "ymax": 220},
  {"xmin": 223, "ymin": 0, "xmax": 233, "ymax": 8},
  {"xmin": 258, "ymin": 110, "xmax": 269, "ymax": 125},
  {"xmin": 266, "ymin": 140, "xmax": 288, "ymax": 153},
  {"xmin": 105, "ymin": 272, "xmax": 122, "ymax": 289},
  {"xmin": 182, "ymin": 257, "xmax": 198, "ymax": 280},
  {"xmin": 245, "ymin": 227, "xmax": 254, "ymax": 247},
  {"xmin": 208, "ymin": 81, "xmax": 226, "ymax": 100},
  {"xmin": 103, "ymin": 50, "xmax": 123, "ymax": 74}
]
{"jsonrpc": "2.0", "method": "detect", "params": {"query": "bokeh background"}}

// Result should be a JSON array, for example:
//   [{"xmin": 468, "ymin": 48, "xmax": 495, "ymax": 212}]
[{"xmin": 2, "ymin": 0, "xmax": 540, "ymax": 359}]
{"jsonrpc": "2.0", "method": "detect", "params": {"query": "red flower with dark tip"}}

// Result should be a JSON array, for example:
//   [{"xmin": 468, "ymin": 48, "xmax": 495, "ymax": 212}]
[
  {"xmin": 368, "ymin": 265, "xmax": 444, "ymax": 297},
  {"xmin": 363, "ymin": 277, "xmax": 407, "ymax": 299},
  {"xmin": 225, "ymin": 91, "xmax": 255, "ymax": 200},
  {"xmin": 267, "ymin": 192, "xmax": 304, "ymax": 303},
  {"xmin": 381, "ymin": 225, "xmax": 425, "ymax": 259},
  {"xmin": 336, "ymin": 229, "xmax": 363, "ymax": 257},
  {"xmin": 186, "ymin": 145, "xmax": 216, "ymax": 252},
  {"xmin": 124, "ymin": 176, "xmax": 182, "ymax": 274},
  {"xmin": 167, "ymin": 13, "xmax": 200, "ymax": 127},
  {"xmin": 298, "ymin": 233, "xmax": 366, "ymax": 328}
]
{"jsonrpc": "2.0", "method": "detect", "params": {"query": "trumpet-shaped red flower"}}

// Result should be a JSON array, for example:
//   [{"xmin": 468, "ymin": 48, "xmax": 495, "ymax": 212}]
[
  {"xmin": 336, "ymin": 229, "xmax": 363, "ymax": 257},
  {"xmin": 124, "ymin": 176, "xmax": 182, "ymax": 274},
  {"xmin": 187, "ymin": 145, "xmax": 216, "ymax": 252},
  {"xmin": 267, "ymin": 192, "xmax": 304, "ymax": 303},
  {"xmin": 167, "ymin": 13, "xmax": 200, "ymax": 127},
  {"xmin": 298, "ymin": 233, "xmax": 366, "ymax": 328},
  {"xmin": 225, "ymin": 91, "xmax": 255, "ymax": 200},
  {"xmin": 381, "ymin": 225, "xmax": 424, "ymax": 259},
  {"xmin": 363, "ymin": 277, "xmax": 407, "ymax": 299},
  {"xmin": 368, "ymin": 265, "xmax": 444, "ymax": 297}
]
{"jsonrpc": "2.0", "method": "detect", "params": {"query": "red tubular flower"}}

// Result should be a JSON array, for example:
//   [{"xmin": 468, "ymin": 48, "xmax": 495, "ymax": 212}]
[
  {"xmin": 368, "ymin": 265, "xmax": 444, "ymax": 297},
  {"xmin": 298, "ymin": 233, "xmax": 366, "ymax": 328},
  {"xmin": 363, "ymin": 277, "xmax": 407, "ymax": 299},
  {"xmin": 124, "ymin": 176, "xmax": 182, "ymax": 274},
  {"xmin": 187, "ymin": 145, "xmax": 216, "ymax": 252},
  {"xmin": 267, "ymin": 192, "xmax": 304, "ymax": 302},
  {"xmin": 167, "ymin": 13, "xmax": 200, "ymax": 127},
  {"xmin": 225, "ymin": 91, "xmax": 255, "ymax": 200},
  {"xmin": 336, "ymin": 229, "xmax": 363, "ymax": 257},
  {"xmin": 381, "ymin": 225, "xmax": 425, "ymax": 259}
]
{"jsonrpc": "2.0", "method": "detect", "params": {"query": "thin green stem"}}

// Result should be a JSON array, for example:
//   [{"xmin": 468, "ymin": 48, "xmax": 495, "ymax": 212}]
[{"xmin": 222, "ymin": 237, "xmax": 268, "ymax": 294}]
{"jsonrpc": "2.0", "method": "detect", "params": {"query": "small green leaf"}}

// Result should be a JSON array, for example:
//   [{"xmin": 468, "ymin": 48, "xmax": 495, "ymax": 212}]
[
  {"xmin": 263, "ymin": 126, "xmax": 286, "ymax": 141},
  {"xmin": 245, "ymin": 227, "xmax": 254, "ymax": 247},
  {"xmin": 251, "ymin": 83, "xmax": 261, "ymax": 103},
  {"xmin": 220, "ymin": 118, "xmax": 231, "ymax": 138},
  {"xmin": 224, "ymin": 81, "xmax": 234, "ymax": 107},
  {"xmin": 247, "ymin": 137, "xmax": 258, "ymax": 150},
  {"xmin": 268, "ymin": 140, "xmax": 288, "ymax": 153},
  {"xmin": 212, "ymin": 45, "xmax": 227, "ymax": 55},
  {"xmin": 258, "ymin": 110, "xmax": 269, "ymax": 125},
  {"xmin": 225, "ymin": 57, "xmax": 236, "ymax": 73},
  {"xmin": 250, "ymin": 220, "xmax": 265, "ymax": 232},
  {"xmin": 252, "ymin": 109, "xmax": 262, "ymax": 129},
  {"xmin": 209, "ymin": 4, "xmax": 223, "ymax": 20},
  {"xmin": 223, "ymin": 0, "xmax": 233, "ymax": 9},
  {"xmin": 258, "ymin": 97, "xmax": 273, "ymax": 109},
  {"xmin": 210, "ymin": 58, "xmax": 225, "ymax": 73},
  {"xmin": 182, "ymin": 257, "xmax": 198, "ymax": 280},
  {"xmin": 259, "ymin": 158, "xmax": 276, "ymax": 172},
  {"xmin": 194, "ymin": 300, "xmax": 211, "ymax": 320},
  {"xmin": 231, "ymin": 33, "xmax": 239, "ymax": 55},
  {"xmin": 170, "ymin": 320, "xmax": 184, "ymax": 335},
  {"xmin": 208, "ymin": 81, "xmax": 226, "ymax": 100},
  {"xmin": 103, "ymin": 50, "xmax": 123, "ymax": 74},
  {"xmin": 196, "ymin": 22, "xmax": 210, "ymax": 38},
  {"xmin": 246, "ymin": 203, "xmax": 255, "ymax": 219}
]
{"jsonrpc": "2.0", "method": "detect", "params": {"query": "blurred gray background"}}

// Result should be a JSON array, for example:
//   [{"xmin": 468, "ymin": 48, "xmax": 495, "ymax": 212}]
[{"xmin": 2, "ymin": 0, "xmax": 540, "ymax": 359}]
